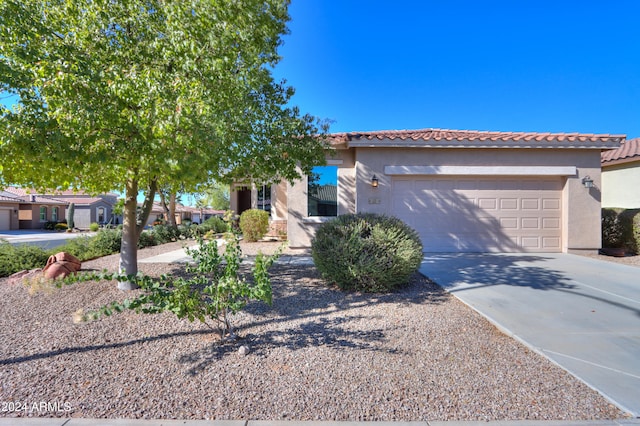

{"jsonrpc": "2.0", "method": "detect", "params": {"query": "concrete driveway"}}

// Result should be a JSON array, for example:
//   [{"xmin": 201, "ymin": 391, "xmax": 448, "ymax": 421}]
[
  {"xmin": 420, "ymin": 252, "xmax": 640, "ymax": 418},
  {"xmin": 0, "ymin": 229, "xmax": 95, "ymax": 249}
]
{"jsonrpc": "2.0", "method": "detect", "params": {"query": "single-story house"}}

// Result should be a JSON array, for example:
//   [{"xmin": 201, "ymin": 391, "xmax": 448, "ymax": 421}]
[
  {"xmin": 0, "ymin": 191, "xmax": 22, "ymax": 231},
  {"xmin": 3, "ymin": 187, "xmax": 69, "ymax": 230},
  {"xmin": 601, "ymin": 138, "xmax": 640, "ymax": 209},
  {"xmin": 231, "ymin": 128, "xmax": 623, "ymax": 253},
  {"xmin": 49, "ymin": 190, "xmax": 119, "ymax": 229}
]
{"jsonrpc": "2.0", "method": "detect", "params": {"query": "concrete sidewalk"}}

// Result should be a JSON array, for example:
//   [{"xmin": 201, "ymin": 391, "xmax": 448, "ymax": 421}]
[
  {"xmin": 420, "ymin": 253, "xmax": 640, "ymax": 418},
  {"xmin": 1, "ymin": 419, "xmax": 639, "ymax": 426}
]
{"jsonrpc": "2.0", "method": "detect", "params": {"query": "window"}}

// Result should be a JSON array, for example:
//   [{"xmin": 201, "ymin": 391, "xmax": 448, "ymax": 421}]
[
  {"xmin": 257, "ymin": 184, "xmax": 271, "ymax": 212},
  {"xmin": 51, "ymin": 207, "xmax": 58, "ymax": 222},
  {"xmin": 308, "ymin": 165, "xmax": 338, "ymax": 216},
  {"xmin": 97, "ymin": 207, "xmax": 105, "ymax": 224},
  {"xmin": 39, "ymin": 206, "xmax": 47, "ymax": 222}
]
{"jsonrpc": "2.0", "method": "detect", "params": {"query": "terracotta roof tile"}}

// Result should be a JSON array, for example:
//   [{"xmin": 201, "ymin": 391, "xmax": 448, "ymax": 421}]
[
  {"xmin": 601, "ymin": 138, "xmax": 640, "ymax": 165},
  {"xmin": 329, "ymin": 128, "xmax": 625, "ymax": 145}
]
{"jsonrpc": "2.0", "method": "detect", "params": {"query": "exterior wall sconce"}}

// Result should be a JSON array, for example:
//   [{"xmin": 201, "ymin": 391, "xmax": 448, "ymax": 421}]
[
  {"xmin": 582, "ymin": 176, "xmax": 594, "ymax": 188},
  {"xmin": 371, "ymin": 175, "xmax": 379, "ymax": 188}
]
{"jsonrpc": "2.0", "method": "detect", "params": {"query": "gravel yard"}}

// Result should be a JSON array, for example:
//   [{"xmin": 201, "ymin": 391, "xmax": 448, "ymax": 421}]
[{"xmin": 0, "ymin": 240, "xmax": 627, "ymax": 421}]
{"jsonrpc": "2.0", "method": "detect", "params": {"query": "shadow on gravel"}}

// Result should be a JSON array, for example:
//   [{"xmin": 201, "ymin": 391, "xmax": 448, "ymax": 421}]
[
  {"xmin": 0, "ymin": 329, "xmax": 216, "ymax": 366},
  {"xmin": 176, "ymin": 264, "xmax": 449, "ymax": 375}
]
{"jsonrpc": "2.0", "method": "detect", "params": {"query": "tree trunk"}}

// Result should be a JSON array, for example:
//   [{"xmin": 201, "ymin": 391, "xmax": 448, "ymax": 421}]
[
  {"xmin": 118, "ymin": 178, "xmax": 158, "ymax": 290},
  {"xmin": 119, "ymin": 179, "xmax": 140, "ymax": 290}
]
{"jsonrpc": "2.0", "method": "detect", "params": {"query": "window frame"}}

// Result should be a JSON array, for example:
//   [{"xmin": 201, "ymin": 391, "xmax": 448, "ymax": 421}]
[
  {"xmin": 307, "ymin": 165, "xmax": 338, "ymax": 217},
  {"xmin": 39, "ymin": 206, "xmax": 47, "ymax": 222}
]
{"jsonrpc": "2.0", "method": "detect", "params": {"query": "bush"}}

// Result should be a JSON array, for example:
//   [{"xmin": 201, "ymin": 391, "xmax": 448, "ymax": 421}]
[
  {"xmin": 602, "ymin": 208, "xmax": 640, "ymax": 254},
  {"xmin": 89, "ymin": 228, "xmax": 122, "ymax": 255},
  {"xmin": 138, "ymin": 231, "xmax": 156, "ymax": 249},
  {"xmin": 54, "ymin": 223, "xmax": 68, "ymax": 231},
  {"xmin": 89, "ymin": 222, "xmax": 99, "ymax": 232},
  {"xmin": 152, "ymin": 224, "xmax": 180, "ymax": 243},
  {"xmin": 239, "ymin": 209, "xmax": 269, "ymax": 242},
  {"xmin": 311, "ymin": 213, "xmax": 423, "ymax": 292},
  {"xmin": 194, "ymin": 216, "xmax": 228, "ymax": 237},
  {"xmin": 0, "ymin": 241, "xmax": 50, "ymax": 277},
  {"xmin": 43, "ymin": 221, "xmax": 57, "ymax": 230},
  {"xmin": 57, "ymin": 236, "xmax": 99, "ymax": 260}
]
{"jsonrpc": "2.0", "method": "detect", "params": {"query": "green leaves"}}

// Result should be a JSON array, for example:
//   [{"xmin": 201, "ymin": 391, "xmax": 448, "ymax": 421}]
[{"xmin": 67, "ymin": 226, "xmax": 282, "ymax": 339}]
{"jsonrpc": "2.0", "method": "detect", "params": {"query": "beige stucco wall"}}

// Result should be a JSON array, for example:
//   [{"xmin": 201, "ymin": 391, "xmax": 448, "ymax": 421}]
[
  {"xmin": 287, "ymin": 147, "xmax": 604, "ymax": 251},
  {"xmin": 602, "ymin": 160, "xmax": 640, "ymax": 208}
]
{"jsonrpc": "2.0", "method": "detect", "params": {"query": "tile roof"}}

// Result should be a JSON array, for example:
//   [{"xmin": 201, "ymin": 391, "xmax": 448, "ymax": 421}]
[
  {"xmin": 3, "ymin": 187, "xmax": 69, "ymax": 205},
  {"xmin": 329, "ymin": 128, "xmax": 625, "ymax": 146},
  {"xmin": 0, "ymin": 190, "xmax": 22, "ymax": 203},
  {"xmin": 601, "ymin": 138, "xmax": 640, "ymax": 165}
]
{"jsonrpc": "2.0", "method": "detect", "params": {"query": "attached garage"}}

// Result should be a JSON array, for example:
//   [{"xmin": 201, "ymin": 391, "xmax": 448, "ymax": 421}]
[
  {"xmin": 391, "ymin": 176, "xmax": 563, "ymax": 252},
  {"xmin": 0, "ymin": 209, "xmax": 11, "ymax": 231}
]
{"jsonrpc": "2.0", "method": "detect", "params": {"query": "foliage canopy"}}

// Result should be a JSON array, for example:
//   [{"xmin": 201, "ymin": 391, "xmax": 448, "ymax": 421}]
[{"xmin": 0, "ymin": 0, "xmax": 328, "ymax": 286}]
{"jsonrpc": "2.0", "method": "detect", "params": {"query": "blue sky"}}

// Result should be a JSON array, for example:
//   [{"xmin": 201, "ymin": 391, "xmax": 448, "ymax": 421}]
[{"xmin": 273, "ymin": 1, "xmax": 640, "ymax": 139}]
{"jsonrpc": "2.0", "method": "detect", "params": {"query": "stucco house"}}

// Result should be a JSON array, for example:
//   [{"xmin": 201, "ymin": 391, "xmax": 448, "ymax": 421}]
[
  {"xmin": 601, "ymin": 138, "xmax": 640, "ymax": 209},
  {"xmin": 50, "ymin": 190, "xmax": 119, "ymax": 229},
  {"xmin": 231, "ymin": 128, "xmax": 623, "ymax": 253},
  {"xmin": 3, "ymin": 187, "xmax": 69, "ymax": 230},
  {"xmin": 0, "ymin": 190, "xmax": 22, "ymax": 231}
]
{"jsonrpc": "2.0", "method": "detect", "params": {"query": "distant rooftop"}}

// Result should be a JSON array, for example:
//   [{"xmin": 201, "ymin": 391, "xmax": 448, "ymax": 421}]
[{"xmin": 602, "ymin": 138, "xmax": 640, "ymax": 166}]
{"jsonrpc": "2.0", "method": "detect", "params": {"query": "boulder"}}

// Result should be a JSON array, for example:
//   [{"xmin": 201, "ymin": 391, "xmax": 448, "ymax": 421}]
[{"xmin": 43, "ymin": 252, "xmax": 82, "ymax": 280}]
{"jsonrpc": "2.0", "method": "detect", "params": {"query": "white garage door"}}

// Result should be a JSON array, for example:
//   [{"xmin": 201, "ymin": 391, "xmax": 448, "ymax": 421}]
[
  {"xmin": 0, "ymin": 209, "xmax": 10, "ymax": 231},
  {"xmin": 391, "ymin": 177, "xmax": 563, "ymax": 252}
]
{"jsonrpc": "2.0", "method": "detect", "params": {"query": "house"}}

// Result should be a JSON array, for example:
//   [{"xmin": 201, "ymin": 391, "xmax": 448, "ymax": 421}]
[
  {"xmin": 48, "ymin": 190, "xmax": 119, "ymax": 229},
  {"xmin": 1, "ymin": 187, "xmax": 120, "ymax": 230},
  {"xmin": 231, "ymin": 128, "xmax": 623, "ymax": 252},
  {"xmin": 601, "ymin": 138, "xmax": 640, "ymax": 209},
  {"xmin": 0, "ymin": 190, "xmax": 22, "ymax": 231},
  {"xmin": 3, "ymin": 187, "xmax": 68, "ymax": 230}
]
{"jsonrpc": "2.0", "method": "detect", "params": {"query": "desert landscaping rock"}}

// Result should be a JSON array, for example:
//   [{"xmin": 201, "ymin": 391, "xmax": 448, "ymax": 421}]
[{"xmin": 0, "ymin": 240, "xmax": 627, "ymax": 421}]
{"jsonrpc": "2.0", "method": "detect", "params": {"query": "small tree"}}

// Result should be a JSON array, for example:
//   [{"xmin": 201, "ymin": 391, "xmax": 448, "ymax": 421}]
[{"xmin": 0, "ymin": 0, "xmax": 329, "ymax": 289}]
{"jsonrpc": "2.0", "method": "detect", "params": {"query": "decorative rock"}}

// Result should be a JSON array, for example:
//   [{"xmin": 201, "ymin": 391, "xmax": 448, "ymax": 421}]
[
  {"xmin": 238, "ymin": 345, "xmax": 250, "ymax": 356},
  {"xmin": 43, "ymin": 252, "xmax": 82, "ymax": 279}
]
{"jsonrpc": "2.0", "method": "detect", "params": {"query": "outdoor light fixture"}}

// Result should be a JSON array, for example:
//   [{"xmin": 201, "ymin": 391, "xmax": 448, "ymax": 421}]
[
  {"xmin": 582, "ymin": 176, "xmax": 594, "ymax": 188},
  {"xmin": 371, "ymin": 175, "xmax": 379, "ymax": 188}
]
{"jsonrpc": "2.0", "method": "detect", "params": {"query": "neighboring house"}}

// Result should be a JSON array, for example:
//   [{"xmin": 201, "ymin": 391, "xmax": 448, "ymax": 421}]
[
  {"xmin": 0, "ymin": 191, "xmax": 22, "ymax": 231},
  {"xmin": 3, "ymin": 187, "xmax": 68, "ymax": 230},
  {"xmin": 601, "ymin": 138, "xmax": 640, "ymax": 209},
  {"xmin": 231, "ymin": 128, "xmax": 623, "ymax": 252},
  {"xmin": 50, "ymin": 190, "xmax": 119, "ymax": 229}
]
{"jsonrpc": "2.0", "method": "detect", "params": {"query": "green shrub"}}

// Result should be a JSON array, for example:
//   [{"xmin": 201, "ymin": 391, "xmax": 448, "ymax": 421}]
[
  {"xmin": 177, "ymin": 223, "xmax": 193, "ymax": 239},
  {"xmin": 89, "ymin": 228, "xmax": 122, "ymax": 255},
  {"xmin": 0, "ymin": 241, "xmax": 50, "ymax": 277},
  {"xmin": 89, "ymin": 222, "xmax": 99, "ymax": 232},
  {"xmin": 602, "ymin": 208, "xmax": 640, "ymax": 254},
  {"xmin": 43, "ymin": 221, "xmax": 57, "ymax": 230},
  {"xmin": 54, "ymin": 223, "xmax": 68, "ymax": 231},
  {"xmin": 56, "ymin": 236, "xmax": 99, "ymax": 260},
  {"xmin": 152, "ymin": 224, "xmax": 180, "ymax": 243},
  {"xmin": 138, "ymin": 231, "xmax": 156, "ymax": 249},
  {"xmin": 311, "ymin": 213, "xmax": 423, "ymax": 292},
  {"xmin": 195, "ymin": 216, "xmax": 228, "ymax": 236},
  {"xmin": 239, "ymin": 209, "xmax": 269, "ymax": 242}
]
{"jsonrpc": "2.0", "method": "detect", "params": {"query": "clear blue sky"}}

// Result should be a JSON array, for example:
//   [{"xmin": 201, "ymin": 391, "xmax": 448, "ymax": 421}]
[{"xmin": 273, "ymin": 0, "xmax": 640, "ymax": 139}]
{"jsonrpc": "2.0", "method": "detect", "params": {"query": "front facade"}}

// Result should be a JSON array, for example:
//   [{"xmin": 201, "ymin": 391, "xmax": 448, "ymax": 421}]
[
  {"xmin": 233, "ymin": 128, "xmax": 623, "ymax": 253},
  {"xmin": 601, "ymin": 138, "xmax": 640, "ymax": 209},
  {"xmin": 0, "ymin": 191, "xmax": 22, "ymax": 231}
]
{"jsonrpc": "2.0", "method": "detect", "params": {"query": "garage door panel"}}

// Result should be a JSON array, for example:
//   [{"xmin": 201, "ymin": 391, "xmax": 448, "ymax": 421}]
[
  {"xmin": 0, "ymin": 209, "xmax": 10, "ymax": 231},
  {"xmin": 391, "ymin": 177, "xmax": 563, "ymax": 253}
]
